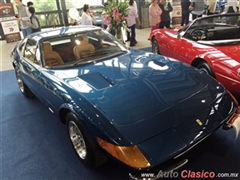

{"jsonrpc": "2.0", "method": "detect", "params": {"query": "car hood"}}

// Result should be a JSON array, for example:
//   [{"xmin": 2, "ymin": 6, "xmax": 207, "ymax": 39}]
[{"xmin": 51, "ymin": 50, "xmax": 231, "ymax": 144}]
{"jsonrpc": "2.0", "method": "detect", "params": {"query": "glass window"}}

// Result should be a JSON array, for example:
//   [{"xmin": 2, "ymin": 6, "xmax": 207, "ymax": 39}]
[
  {"xmin": 42, "ymin": 29, "xmax": 128, "ymax": 68},
  {"xmin": 38, "ymin": 13, "xmax": 62, "ymax": 27},
  {"xmin": 29, "ymin": 0, "xmax": 58, "ymax": 11},
  {"xmin": 35, "ymin": 47, "xmax": 41, "ymax": 65},
  {"xmin": 24, "ymin": 39, "xmax": 39, "ymax": 65},
  {"xmin": 65, "ymin": 0, "xmax": 102, "ymax": 9},
  {"xmin": 18, "ymin": 39, "xmax": 28, "ymax": 55}
]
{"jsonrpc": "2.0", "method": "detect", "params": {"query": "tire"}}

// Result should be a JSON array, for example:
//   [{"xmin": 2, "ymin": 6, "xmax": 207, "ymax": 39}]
[
  {"xmin": 66, "ymin": 112, "xmax": 107, "ymax": 168},
  {"xmin": 196, "ymin": 62, "xmax": 215, "ymax": 78},
  {"xmin": 152, "ymin": 37, "xmax": 160, "ymax": 54},
  {"xmin": 15, "ymin": 68, "xmax": 35, "ymax": 98}
]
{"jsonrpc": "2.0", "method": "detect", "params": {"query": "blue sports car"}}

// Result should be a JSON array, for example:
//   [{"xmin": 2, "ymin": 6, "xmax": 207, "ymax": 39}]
[{"xmin": 11, "ymin": 26, "xmax": 239, "ymax": 177}]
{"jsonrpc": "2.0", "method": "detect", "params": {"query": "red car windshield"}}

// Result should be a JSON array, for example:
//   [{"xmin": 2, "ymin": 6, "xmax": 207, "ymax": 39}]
[{"xmin": 181, "ymin": 14, "xmax": 240, "ymax": 42}]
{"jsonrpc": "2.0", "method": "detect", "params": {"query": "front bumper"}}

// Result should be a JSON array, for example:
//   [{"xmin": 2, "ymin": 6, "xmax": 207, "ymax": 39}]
[{"xmin": 128, "ymin": 109, "xmax": 240, "ymax": 180}]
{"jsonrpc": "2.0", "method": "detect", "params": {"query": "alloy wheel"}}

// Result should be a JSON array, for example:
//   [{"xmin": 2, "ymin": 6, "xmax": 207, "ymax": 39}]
[
  {"xmin": 152, "ymin": 39, "xmax": 159, "ymax": 54},
  {"xmin": 199, "ymin": 67, "xmax": 210, "ymax": 75},
  {"xmin": 15, "ymin": 69, "xmax": 24, "ymax": 93},
  {"xmin": 68, "ymin": 121, "xmax": 87, "ymax": 160}
]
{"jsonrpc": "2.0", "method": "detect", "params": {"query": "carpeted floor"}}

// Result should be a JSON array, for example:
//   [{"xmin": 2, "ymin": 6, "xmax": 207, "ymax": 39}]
[
  {"xmin": 1, "ymin": 52, "xmax": 240, "ymax": 180},
  {"xmin": 139, "ymin": 47, "xmax": 151, "ymax": 52}
]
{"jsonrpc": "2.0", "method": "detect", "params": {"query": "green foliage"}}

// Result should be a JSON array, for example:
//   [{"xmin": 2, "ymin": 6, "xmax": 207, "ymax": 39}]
[
  {"xmin": 33, "ymin": 0, "xmax": 57, "ymax": 11},
  {"xmin": 31, "ymin": 0, "xmax": 59, "ymax": 27}
]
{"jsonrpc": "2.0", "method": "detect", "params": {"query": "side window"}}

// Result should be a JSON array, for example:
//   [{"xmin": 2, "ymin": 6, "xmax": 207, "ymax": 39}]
[
  {"xmin": 19, "ymin": 39, "xmax": 28, "ymax": 55},
  {"xmin": 35, "ymin": 46, "xmax": 41, "ymax": 65},
  {"xmin": 24, "ymin": 39, "xmax": 38, "ymax": 64}
]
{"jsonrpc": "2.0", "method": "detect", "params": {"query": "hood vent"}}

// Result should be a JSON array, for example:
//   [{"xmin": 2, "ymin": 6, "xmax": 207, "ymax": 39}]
[{"xmin": 79, "ymin": 72, "xmax": 114, "ymax": 90}]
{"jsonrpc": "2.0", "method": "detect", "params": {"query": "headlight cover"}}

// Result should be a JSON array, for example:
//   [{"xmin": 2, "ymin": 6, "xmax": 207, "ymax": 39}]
[{"xmin": 97, "ymin": 137, "xmax": 151, "ymax": 168}]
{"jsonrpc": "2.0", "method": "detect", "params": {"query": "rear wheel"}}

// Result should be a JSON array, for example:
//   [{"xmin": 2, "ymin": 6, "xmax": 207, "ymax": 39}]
[
  {"xmin": 152, "ymin": 37, "xmax": 160, "ymax": 54},
  {"xmin": 196, "ymin": 62, "xmax": 215, "ymax": 77},
  {"xmin": 14, "ymin": 68, "xmax": 34, "ymax": 98},
  {"xmin": 66, "ymin": 112, "xmax": 107, "ymax": 168}
]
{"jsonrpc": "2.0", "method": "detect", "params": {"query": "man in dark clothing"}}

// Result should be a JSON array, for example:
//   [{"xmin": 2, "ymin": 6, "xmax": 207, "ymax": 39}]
[
  {"xmin": 181, "ymin": 0, "xmax": 191, "ymax": 26},
  {"xmin": 159, "ymin": 0, "xmax": 173, "ymax": 29},
  {"xmin": 27, "ymin": 1, "xmax": 33, "ymax": 7}
]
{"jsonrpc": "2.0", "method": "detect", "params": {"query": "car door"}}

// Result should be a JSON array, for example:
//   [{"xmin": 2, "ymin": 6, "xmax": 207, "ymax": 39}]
[
  {"xmin": 21, "ymin": 39, "xmax": 43, "ymax": 99},
  {"xmin": 37, "ymin": 41, "xmax": 67, "ymax": 116},
  {"xmin": 165, "ymin": 31, "xmax": 193, "ymax": 64},
  {"xmin": 156, "ymin": 32, "xmax": 172, "ymax": 56},
  {"xmin": 38, "ymin": 68, "xmax": 66, "ymax": 115},
  {"xmin": 170, "ymin": 36, "xmax": 194, "ymax": 64}
]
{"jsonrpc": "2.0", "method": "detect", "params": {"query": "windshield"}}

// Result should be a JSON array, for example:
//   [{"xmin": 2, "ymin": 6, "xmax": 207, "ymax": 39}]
[
  {"xmin": 181, "ymin": 14, "xmax": 240, "ymax": 42},
  {"xmin": 192, "ymin": 13, "xmax": 239, "ymax": 27},
  {"xmin": 42, "ymin": 29, "xmax": 128, "ymax": 68}
]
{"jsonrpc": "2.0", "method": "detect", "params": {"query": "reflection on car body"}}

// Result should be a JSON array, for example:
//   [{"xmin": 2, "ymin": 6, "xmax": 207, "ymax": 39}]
[
  {"xmin": 11, "ymin": 25, "xmax": 240, "ymax": 179},
  {"xmin": 150, "ymin": 13, "xmax": 240, "ymax": 97}
]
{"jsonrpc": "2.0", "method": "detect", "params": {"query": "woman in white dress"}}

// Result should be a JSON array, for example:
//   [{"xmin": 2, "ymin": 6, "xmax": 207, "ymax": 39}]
[{"xmin": 81, "ymin": 4, "xmax": 94, "ymax": 25}]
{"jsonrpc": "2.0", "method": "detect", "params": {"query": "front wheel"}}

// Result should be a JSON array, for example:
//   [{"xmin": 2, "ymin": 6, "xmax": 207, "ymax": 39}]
[
  {"xmin": 152, "ymin": 37, "xmax": 160, "ymax": 54},
  {"xmin": 14, "ymin": 68, "xmax": 34, "ymax": 98},
  {"xmin": 66, "ymin": 112, "xmax": 107, "ymax": 168},
  {"xmin": 196, "ymin": 62, "xmax": 215, "ymax": 78}
]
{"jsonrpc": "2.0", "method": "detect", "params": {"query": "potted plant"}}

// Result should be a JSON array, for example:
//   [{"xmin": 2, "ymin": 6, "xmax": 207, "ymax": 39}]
[{"xmin": 103, "ymin": 0, "xmax": 129, "ymax": 41}]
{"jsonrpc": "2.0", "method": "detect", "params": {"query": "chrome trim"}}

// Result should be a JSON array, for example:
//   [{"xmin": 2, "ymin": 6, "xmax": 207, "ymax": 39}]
[
  {"xmin": 128, "ymin": 159, "xmax": 188, "ymax": 180},
  {"xmin": 174, "ymin": 133, "xmax": 212, "ymax": 159},
  {"xmin": 129, "ymin": 173, "xmax": 138, "ymax": 180},
  {"xmin": 164, "ymin": 159, "xmax": 189, "ymax": 173},
  {"xmin": 48, "ymin": 107, "xmax": 54, "ymax": 114},
  {"xmin": 228, "ymin": 102, "xmax": 234, "ymax": 115}
]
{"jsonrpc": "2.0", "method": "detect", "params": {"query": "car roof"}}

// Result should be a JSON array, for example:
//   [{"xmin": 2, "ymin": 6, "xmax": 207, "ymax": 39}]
[{"xmin": 28, "ymin": 26, "xmax": 102, "ymax": 43}]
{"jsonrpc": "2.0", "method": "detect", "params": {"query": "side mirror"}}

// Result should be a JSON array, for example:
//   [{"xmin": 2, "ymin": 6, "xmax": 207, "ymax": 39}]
[
  {"xmin": 177, "ymin": 31, "xmax": 185, "ymax": 39},
  {"xmin": 177, "ymin": 33, "xmax": 181, "ymax": 39}
]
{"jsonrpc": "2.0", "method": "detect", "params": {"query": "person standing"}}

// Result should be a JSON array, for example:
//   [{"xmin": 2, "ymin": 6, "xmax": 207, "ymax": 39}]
[
  {"xmin": 14, "ymin": 0, "xmax": 32, "ymax": 38},
  {"xmin": 149, "ymin": 0, "xmax": 162, "ymax": 32},
  {"xmin": 126, "ymin": 0, "xmax": 141, "ymax": 47},
  {"xmin": 181, "ymin": 0, "xmax": 191, "ymax": 26},
  {"xmin": 227, "ymin": 0, "xmax": 238, "ymax": 13},
  {"xmin": 207, "ymin": 0, "xmax": 217, "ymax": 15},
  {"xmin": 28, "ymin": 6, "xmax": 41, "ymax": 33},
  {"xmin": 159, "ymin": 0, "xmax": 173, "ymax": 29},
  {"xmin": 27, "ymin": 1, "xmax": 33, "ymax": 7},
  {"xmin": 81, "ymin": 4, "xmax": 94, "ymax": 25},
  {"xmin": 191, "ymin": 0, "xmax": 206, "ymax": 20},
  {"xmin": 133, "ymin": 0, "xmax": 138, "ymax": 13},
  {"xmin": 219, "ymin": 0, "xmax": 226, "ymax": 12},
  {"xmin": 125, "ymin": 0, "xmax": 139, "ymax": 42}
]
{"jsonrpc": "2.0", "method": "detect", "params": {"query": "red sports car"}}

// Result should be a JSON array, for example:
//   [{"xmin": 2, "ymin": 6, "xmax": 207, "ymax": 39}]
[{"xmin": 150, "ymin": 13, "xmax": 240, "ymax": 96}]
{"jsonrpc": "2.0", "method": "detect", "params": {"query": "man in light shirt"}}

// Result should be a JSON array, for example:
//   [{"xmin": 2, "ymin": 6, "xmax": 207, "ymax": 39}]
[
  {"xmin": 126, "ymin": 0, "xmax": 141, "ymax": 47},
  {"xmin": 133, "ymin": 0, "xmax": 138, "ymax": 13},
  {"xmin": 14, "ymin": 0, "xmax": 32, "ymax": 38},
  {"xmin": 207, "ymin": 0, "xmax": 217, "ymax": 15},
  {"xmin": 226, "ymin": 0, "xmax": 239, "ymax": 12}
]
